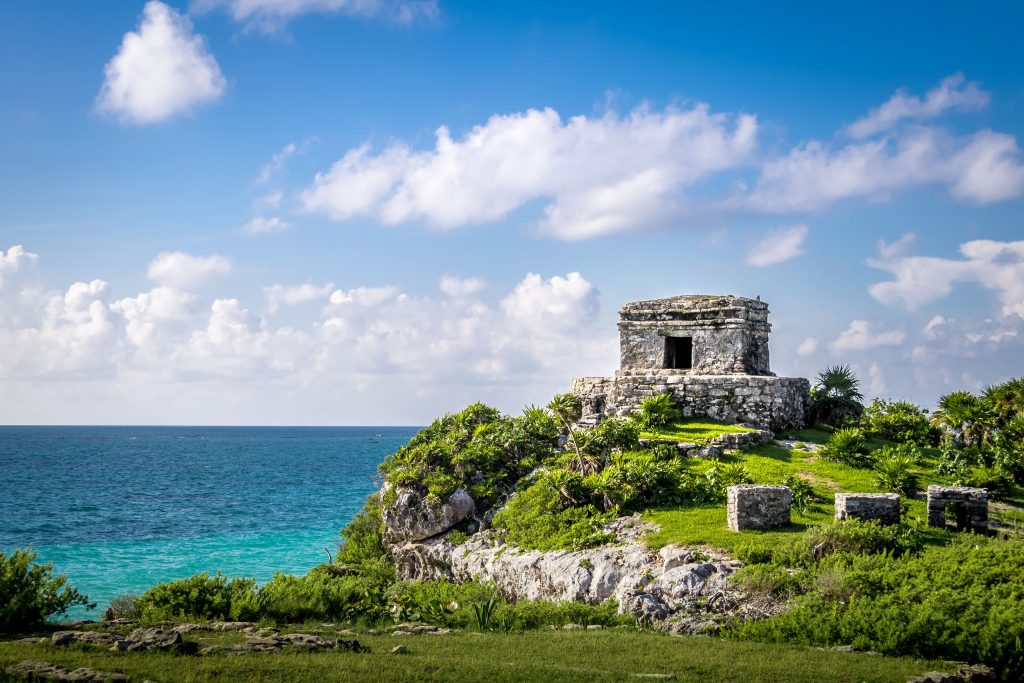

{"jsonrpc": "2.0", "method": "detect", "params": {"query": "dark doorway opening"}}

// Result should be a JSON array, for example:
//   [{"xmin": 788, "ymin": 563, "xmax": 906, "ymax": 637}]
[{"xmin": 664, "ymin": 336, "xmax": 693, "ymax": 370}]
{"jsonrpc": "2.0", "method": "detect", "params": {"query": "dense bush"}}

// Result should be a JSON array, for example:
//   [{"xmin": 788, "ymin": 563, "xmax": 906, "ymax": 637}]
[
  {"xmin": 819, "ymin": 428, "xmax": 874, "ymax": 468},
  {"xmin": 873, "ymin": 444, "xmax": 921, "ymax": 497},
  {"xmin": 336, "ymin": 494, "xmax": 395, "ymax": 584},
  {"xmin": 633, "ymin": 393, "xmax": 680, "ymax": 430},
  {"xmin": 378, "ymin": 403, "xmax": 559, "ymax": 505},
  {"xmin": 781, "ymin": 474, "xmax": 817, "ymax": 514},
  {"xmin": 491, "ymin": 473, "xmax": 614, "ymax": 551},
  {"xmin": 577, "ymin": 418, "xmax": 640, "ymax": 458},
  {"xmin": 860, "ymin": 399, "xmax": 938, "ymax": 445},
  {"xmin": 136, "ymin": 572, "xmax": 259, "ymax": 622},
  {"xmin": 0, "ymin": 548, "xmax": 93, "ymax": 633},
  {"xmin": 106, "ymin": 594, "xmax": 140, "ymax": 621},
  {"xmin": 732, "ymin": 538, "xmax": 1024, "ymax": 677},
  {"xmin": 736, "ymin": 519, "xmax": 921, "ymax": 569}
]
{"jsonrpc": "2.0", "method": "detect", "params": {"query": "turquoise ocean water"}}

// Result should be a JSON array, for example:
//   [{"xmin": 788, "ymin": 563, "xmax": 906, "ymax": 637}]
[{"xmin": 0, "ymin": 426, "xmax": 419, "ymax": 619}]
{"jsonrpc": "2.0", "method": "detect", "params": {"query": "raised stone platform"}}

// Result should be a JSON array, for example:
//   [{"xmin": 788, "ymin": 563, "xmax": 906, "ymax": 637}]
[
  {"xmin": 571, "ymin": 374, "xmax": 810, "ymax": 432},
  {"xmin": 727, "ymin": 485, "xmax": 791, "ymax": 531},
  {"xmin": 835, "ymin": 493, "xmax": 901, "ymax": 525}
]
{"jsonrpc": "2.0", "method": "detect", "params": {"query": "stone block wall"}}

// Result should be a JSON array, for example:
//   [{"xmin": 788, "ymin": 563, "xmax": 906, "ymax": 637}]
[
  {"xmin": 727, "ymin": 485, "xmax": 791, "ymax": 531},
  {"xmin": 927, "ymin": 486, "xmax": 988, "ymax": 532},
  {"xmin": 835, "ymin": 493, "xmax": 901, "ymax": 525},
  {"xmin": 571, "ymin": 374, "xmax": 810, "ymax": 432}
]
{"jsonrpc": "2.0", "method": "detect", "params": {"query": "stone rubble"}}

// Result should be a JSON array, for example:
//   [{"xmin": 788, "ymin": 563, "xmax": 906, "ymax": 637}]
[{"xmin": 4, "ymin": 660, "xmax": 128, "ymax": 683}]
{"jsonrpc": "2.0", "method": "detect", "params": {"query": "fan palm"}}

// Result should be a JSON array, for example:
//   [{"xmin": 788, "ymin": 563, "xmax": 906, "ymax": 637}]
[
  {"xmin": 809, "ymin": 365, "xmax": 865, "ymax": 427},
  {"xmin": 930, "ymin": 390, "xmax": 995, "ymax": 448},
  {"xmin": 547, "ymin": 393, "xmax": 598, "ymax": 474}
]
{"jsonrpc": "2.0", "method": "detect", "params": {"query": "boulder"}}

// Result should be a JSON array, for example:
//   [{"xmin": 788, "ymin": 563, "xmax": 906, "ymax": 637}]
[
  {"xmin": 381, "ymin": 485, "xmax": 476, "ymax": 542},
  {"xmin": 119, "ymin": 627, "xmax": 196, "ymax": 654}
]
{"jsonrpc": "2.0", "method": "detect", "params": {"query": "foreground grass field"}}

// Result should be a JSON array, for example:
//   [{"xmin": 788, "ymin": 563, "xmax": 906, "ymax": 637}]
[{"xmin": 0, "ymin": 629, "xmax": 950, "ymax": 683}]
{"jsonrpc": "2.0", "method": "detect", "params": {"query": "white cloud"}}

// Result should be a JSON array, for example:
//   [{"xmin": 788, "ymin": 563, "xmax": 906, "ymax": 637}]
[
  {"xmin": 439, "ymin": 275, "xmax": 486, "ymax": 298},
  {"xmin": 244, "ymin": 216, "xmax": 293, "ymax": 235},
  {"xmin": 847, "ymin": 73, "xmax": 989, "ymax": 139},
  {"xmin": 193, "ymin": 0, "xmax": 439, "ymax": 31},
  {"xmin": 867, "ymin": 362, "xmax": 887, "ymax": 394},
  {"xmin": 146, "ymin": 251, "xmax": 232, "ymax": 289},
  {"xmin": 745, "ymin": 127, "xmax": 1024, "ymax": 212},
  {"xmin": 253, "ymin": 192, "xmax": 284, "ymax": 211},
  {"xmin": 96, "ymin": 1, "xmax": 226, "ymax": 124},
  {"xmin": 796, "ymin": 337, "xmax": 818, "ymax": 357},
  {"xmin": 745, "ymin": 224, "xmax": 808, "ymax": 267},
  {"xmin": 257, "ymin": 143, "xmax": 297, "ymax": 184},
  {"xmin": 111, "ymin": 286, "xmax": 199, "ymax": 349},
  {"xmin": 924, "ymin": 315, "xmax": 948, "ymax": 340},
  {"xmin": 300, "ymin": 104, "xmax": 758, "ymax": 240},
  {"xmin": 263, "ymin": 282, "xmax": 334, "ymax": 313},
  {"xmin": 869, "ymin": 238, "xmax": 1024, "ymax": 318},
  {"xmin": 501, "ymin": 272, "xmax": 599, "ymax": 332},
  {"xmin": 829, "ymin": 320, "xmax": 906, "ymax": 353}
]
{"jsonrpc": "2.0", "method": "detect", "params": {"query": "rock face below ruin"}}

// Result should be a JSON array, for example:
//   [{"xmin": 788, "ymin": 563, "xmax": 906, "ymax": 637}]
[
  {"xmin": 387, "ymin": 517, "xmax": 742, "ymax": 625},
  {"xmin": 381, "ymin": 485, "xmax": 476, "ymax": 543}
]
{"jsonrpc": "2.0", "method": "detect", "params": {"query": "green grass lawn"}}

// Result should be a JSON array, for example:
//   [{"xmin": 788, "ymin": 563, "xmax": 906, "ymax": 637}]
[
  {"xmin": 0, "ymin": 629, "xmax": 951, "ymax": 683},
  {"xmin": 640, "ymin": 417, "xmax": 756, "ymax": 444},
  {"xmin": 644, "ymin": 442, "xmax": 965, "ymax": 551}
]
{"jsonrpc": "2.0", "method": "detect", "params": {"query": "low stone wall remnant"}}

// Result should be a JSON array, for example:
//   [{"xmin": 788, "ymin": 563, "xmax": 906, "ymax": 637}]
[
  {"xmin": 727, "ymin": 485, "xmax": 791, "ymax": 531},
  {"xmin": 835, "ymin": 493, "xmax": 901, "ymax": 525},
  {"xmin": 926, "ymin": 486, "xmax": 988, "ymax": 532}
]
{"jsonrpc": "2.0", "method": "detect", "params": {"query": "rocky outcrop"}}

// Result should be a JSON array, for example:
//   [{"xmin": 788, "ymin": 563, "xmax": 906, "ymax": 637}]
[
  {"xmin": 4, "ymin": 660, "xmax": 128, "ymax": 683},
  {"xmin": 388, "ymin": 517, "xmax": 744, "ymax": 627},
  {"xmin": 52, "ymin": 628, "xmax": 197, "ymax": 655},
  {"xmin": 381, "ymin": 485, "xmax": 476, "ymax": 543}
]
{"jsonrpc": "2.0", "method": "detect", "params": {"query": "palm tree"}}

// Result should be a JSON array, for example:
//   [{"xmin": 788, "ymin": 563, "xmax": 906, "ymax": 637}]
[
  {"xmin": 930, "ymin": 390, "xmax": 995, "ymax": 448},
  {"xmin": 983, "ymin": 378, "xmax": 1024, "ymax": 425},
  {"xmin": 809, "ymin": 365, "xmax": 865, "ymax": 427},
  {"xmin": 547, "ymin": 393, "xmax": 598, "ymax": 474}
]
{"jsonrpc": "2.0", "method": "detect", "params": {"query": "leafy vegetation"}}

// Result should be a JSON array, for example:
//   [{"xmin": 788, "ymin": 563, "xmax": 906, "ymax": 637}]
[
  {"xmin": 820, "ymin": 427, "xmax": 874, "ymax": 468},
  {"xmin": 808, "ymin": 365, "xmax": 865, "ymax": 427},
  {"xmin": 861, "ymin": 399, "xmax": 939, "ymax": 446},
  {"xmin": 873, "ymin": 444, "xmax": 921, "ymax": 497},
  {"xmin": 633, "ymin": 393, "xmax": 680, "ymax": 429},
  {"xmin": 0, "ymin": 548, "xmax": 93, "ymax": 633},
  {"xmin": 732, "ymin": 536, "xmax": 1024, "ymax": 678}
]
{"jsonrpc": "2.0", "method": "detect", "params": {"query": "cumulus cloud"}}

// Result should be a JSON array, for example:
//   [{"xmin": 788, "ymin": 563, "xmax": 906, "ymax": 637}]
[
  {"xmin": 847, "ymin": 73, "xmax": 989, "ymax": 139},
  {"xmin": 745, "ymin": 224, "xmax": 808, "ymax": 267},
  {"xmin": 263, "ymin": 282, "xmax": 334, "ymax": 313},
  {"xmin": 924, "ymin": 315, "xmax": 948, "ymax": 340},
  {"xmin": 96, "ymin": 1, "xmax": 226, "ymax": 124},
  {"xmin": 298, "ymin": 76, "xmax": 1024, "ymax": 240},
  {"xmin": 439, "ymin": 275, "xmax": 486, "ymax": 298},
  {"xmin": 300, "ymin": 104, "xmax": 758, "ymax": 240},
  {"xmin": 147, "ymin": 252, "xmax": 232, "ymax": 289},
  {"xmin": 0, "ymin": 244, "xmax": 618, "ymax": 423},
  {"xmin": 193, "ymin": 0, "xmax": 439, "ymax": 31},
  {"xmin": 243, "ymin": 216, "xmax": 293, "ymax": 235},
  {"xmin": 829, "ymin": 320, "xmax": 906, "ymax": 353},
  {"xmin": 796, "ymin": 337, "xmax": 818, "ymax": 357},
  {"xmin": 746, "ymin": 127, "xmax": 1024, "ymax": 212},
  {"xmin": 869, "ymin": 238, "xmax": 1024, "ymax": 318}
]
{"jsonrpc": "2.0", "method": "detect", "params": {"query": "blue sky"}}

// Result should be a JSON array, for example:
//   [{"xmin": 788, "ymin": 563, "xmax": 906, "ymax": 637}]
[{"xmin": 1, "ymin": 0, "xmax": 1022, "ymax": 424}]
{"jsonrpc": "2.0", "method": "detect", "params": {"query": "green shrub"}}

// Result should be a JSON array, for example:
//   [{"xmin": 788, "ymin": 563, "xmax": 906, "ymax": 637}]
[
  {"xmin": 730, "ymin": 564, "xmax": 806, "ymax": 598},
  {"xmin": 961, "ymin": 466, "xmax": 1017, "ymax": 500},
  {"xmin": 106, "ymin": 594, "xmax": 140, "ymax": 621},
  {"xmin": 738, "ymin": 519, "xmax": 921, "ymax": 568},
  {"xmin": 820, "ymin": 428, "xmax": 874, "ymax": 468},
  {"xmin": 781, "ymin": 474, "xmax": 817, "ymax": 514},
  {"xmin": 633, "ymin": 393, "xmax": 680, "ymax": 430},
  {"xmin": 337, "ymin": 494, "xmax": 395, "ymax": 585},
  {"xmin": 732, "ymin": 538, "xmax": 1024, "ymax": 677},
  {"xmin": 873, "ymin": 445, "xmax": 920, "ymax": 497},
  {"xmin": 808, "ymin": 365, "xmax": 865, "ymax": 427},
  {"xmin": 0, "ymin": 548, "xmax": 93, "ymax": 633},
  {"xmin": 255, "ymin": 567, "xmax": 376, "ymax": 624},
  {"xmin": 494, "ymin": 599, "xmax": 627, "ymax": 630},
  {"xmin": 136, "ymin": 572, "xmax": 258, "ymax": 622},
  {"xmin": 491, "ymin": 474, "xmax": 613, "ymax": 551},
  {"xmin": 860, "ymin": 399, "xmax": 939, "ymax": 445},
  {"xmin": 704, "ymin": 462, "xmax": 752, "ymax": 501},
  {"xmin": 378, "ymin": 402, "xmax": 559, "ymax": 505},
  {"xmin": 577, "ymin": 418, "xmax": 640, "ymax": 457}
]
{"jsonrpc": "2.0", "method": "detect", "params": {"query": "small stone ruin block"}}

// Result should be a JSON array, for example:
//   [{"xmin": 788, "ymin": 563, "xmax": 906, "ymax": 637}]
[
  {"xmin": 834, "ymin": 493, "xmax": 901, "ymax": 525},
  {"xmin": 727, "ymin": 485, "xmax": 791, "ymax": 531},
  {"xmin": 926, "ymin": 486, "xmax": 988, "ymax": 532}
]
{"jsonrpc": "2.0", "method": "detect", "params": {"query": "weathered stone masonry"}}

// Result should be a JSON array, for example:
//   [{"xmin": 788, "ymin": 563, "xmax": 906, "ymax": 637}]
[
  {"xmin": 571, "ymin": 295, "xmax": 810, "ymax": 432},
  {"xmin": 727, "ymin": 485, "xmax": 791, "ymax": 531},
  {"xmin": 835, "ymin": 493, "xmax": 901, "ymax": 525}
]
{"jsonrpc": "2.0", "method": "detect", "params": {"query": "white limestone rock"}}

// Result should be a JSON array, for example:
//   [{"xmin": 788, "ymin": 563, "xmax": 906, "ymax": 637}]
[{"xmin": 381, "ymin": 485, "xmax": 476, "ymax": 543}]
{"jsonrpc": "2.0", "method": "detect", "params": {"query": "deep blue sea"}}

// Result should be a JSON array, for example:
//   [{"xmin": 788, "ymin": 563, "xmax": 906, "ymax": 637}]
[{"xmin": 0, "ymin": 426, "xmax": 419, "ymax": 620}]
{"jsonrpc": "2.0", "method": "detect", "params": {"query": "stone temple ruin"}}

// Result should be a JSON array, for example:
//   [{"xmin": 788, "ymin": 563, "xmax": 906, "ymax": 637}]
[{"xmin": 571, "ymin": 295, "xmax": 810, "ymax": 432}]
